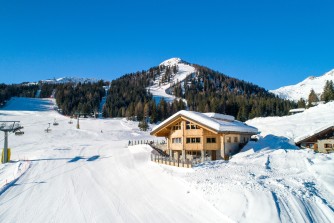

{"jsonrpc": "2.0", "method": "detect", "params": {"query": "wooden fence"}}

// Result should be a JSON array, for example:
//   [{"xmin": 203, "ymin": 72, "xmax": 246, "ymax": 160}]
[
  {"xmin": 128, "ymin": 139, "xmax": 165, "ymax": 146},
  {"xmin": 150, "ymin": 153, "xmax": 213, "ymax": 168},
  {"xmin": 151, "ymin": 153, "xmax": 192, "ymax": 168}
]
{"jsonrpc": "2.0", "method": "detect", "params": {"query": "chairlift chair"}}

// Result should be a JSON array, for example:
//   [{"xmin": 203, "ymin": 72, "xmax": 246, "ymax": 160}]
[
  {"xmin": 15, "ymin": 127, "xmax": 24, "ymax": 136},
  {"xmin": 53, "ymin": 118, "xmax": 59, "ymax": 126}
]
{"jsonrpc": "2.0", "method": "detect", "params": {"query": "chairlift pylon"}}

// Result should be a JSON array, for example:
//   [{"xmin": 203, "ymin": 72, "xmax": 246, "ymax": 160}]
[{"xmin": 45, "ymin": 123, "xmax": 52, "ymax": 133}]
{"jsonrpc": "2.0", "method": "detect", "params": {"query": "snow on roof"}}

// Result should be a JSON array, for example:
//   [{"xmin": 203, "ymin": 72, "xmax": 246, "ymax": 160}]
[
  {"xmin": 203, "ymin": 113, "xmax": 235, "ymax": 121},
  {"xmin": 289, "ymin": 108, "xmax": 306, "ymax": 113},
  {"xmin": 294, "ymin": 122, "xmax": 334, "ymax": 143},
  {"xmin": 152, "ymin": 110, "xmax": 258, "ymax": 134}
]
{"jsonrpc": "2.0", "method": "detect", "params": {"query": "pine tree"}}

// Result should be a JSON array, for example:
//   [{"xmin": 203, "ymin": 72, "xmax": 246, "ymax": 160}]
[
  {"xmin": 297, "ymin": 98, "xmax": 306, "ymax": 108},
  {"xmin": 138, "ymin": 119, "xmax": 149, "ymax": 131},
  {"xmin": 321, "ymin": 80, "xmax": 334, "ymax": 102},
  {"xmin": 308, "ymin": 89, "xmax": 319, "ymax": 107}
]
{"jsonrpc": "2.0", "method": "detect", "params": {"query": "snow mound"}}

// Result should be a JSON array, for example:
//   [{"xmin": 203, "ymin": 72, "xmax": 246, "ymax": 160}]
[{"xmin": 270, "ymin": 68, "xmax": 334, "ymax": 102}]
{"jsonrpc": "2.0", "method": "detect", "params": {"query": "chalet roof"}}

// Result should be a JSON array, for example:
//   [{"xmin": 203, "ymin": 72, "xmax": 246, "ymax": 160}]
[
  {"xmin": 151, "ymin": 110, "xmax": 258, "ymax": 135},
  {"xmin": 294, "ymin": 122, "xmax": 334, "ymax": 144},
  {"xmin": 289, "ymin": 108, "xmax": 306, "ymax": 113}
]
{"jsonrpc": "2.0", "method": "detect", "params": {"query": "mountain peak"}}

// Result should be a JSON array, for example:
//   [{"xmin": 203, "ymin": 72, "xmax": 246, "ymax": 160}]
[
  {"xmin": 159, "ymin": 58, "xmax": 182, "ymax": 67},
  {"xmin": 270, "ymin": 68, "xmax": 334, "ymax": 102}
]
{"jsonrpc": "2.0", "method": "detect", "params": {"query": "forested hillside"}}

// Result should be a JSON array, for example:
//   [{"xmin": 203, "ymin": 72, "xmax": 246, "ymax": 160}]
[
  {"xmin": 0, "ymin": 84, "xmax": 39, "ymax": 105},
  {"xmin": 102, "ymin": 69, "xmax": 186, "ymax": 122},
  {"xmin": 55, "ymin": 81, "xmax": 106, "ymax": 116},
  {"xmin": 0, "ymin": 81, "xmax": 107, "ymax": 117},
  {"xmin": 103, "ymin": 61, "xmax": 297, "ymax": 122}
]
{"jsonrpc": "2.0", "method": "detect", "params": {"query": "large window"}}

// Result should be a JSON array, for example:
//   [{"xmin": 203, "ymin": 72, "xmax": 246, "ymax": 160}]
[
  {"xmin": 172, "ymin": 122, "xmax": 181, "ymax": 130},
  {"xmin": 234, "ymin": 137, "xmax": 238, "ymax": 143},
  {"xmin": 186, "ymin": 121, "xmax": 200, "ymax": 130},
  {"xmin": 172, "ymin": 138, "xmax": 182, "ymax": 144},
  {"xmin": 186, "ymin": 137, "xmax": 201, "ymax": 143},
  {"xmin": 206, "ymin": 137, "xmax": 216, "ymax": 143}
]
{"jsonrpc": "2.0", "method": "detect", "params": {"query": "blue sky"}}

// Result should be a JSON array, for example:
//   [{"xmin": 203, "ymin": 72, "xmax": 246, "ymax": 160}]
[{"xmin": 0, "ymin": 0, "xmax": 333, "ymax": 89}]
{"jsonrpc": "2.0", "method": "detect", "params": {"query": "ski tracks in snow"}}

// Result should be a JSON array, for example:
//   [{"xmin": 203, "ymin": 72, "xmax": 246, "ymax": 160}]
[{"xmin": 183, "ymin": 149, "xmax": 334, "ymax": 223}]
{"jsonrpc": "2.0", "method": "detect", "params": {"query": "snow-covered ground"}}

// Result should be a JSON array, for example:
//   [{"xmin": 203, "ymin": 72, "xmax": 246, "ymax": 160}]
[
  {"xmin": 0, "ymin": 97, "xmax": 333, "ymax": 223},
  {"xmin": 270, "ymin": 69, "xmax": 334, "ymax": 102},
  {"xmin": 246, "ymin": 101, "xmax": 334, "ymax": 142},
  {"xmin": 0, "ymin": 97, "xmax": 228, "ymax": 222},
  {"xmin": 147, "ymin": 58, "xmax": 195, "ymax": 102}
]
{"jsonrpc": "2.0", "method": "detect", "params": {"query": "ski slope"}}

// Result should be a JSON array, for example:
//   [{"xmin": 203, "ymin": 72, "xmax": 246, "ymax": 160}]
[
  {"xmin": 147, "ymin": 58, "xmax": 195, "ymax": 102},
  {"xmin": 0, "ymin": 97, "xmax": 228, "ymax": 223},
  {"xmin": 0, "ymin": 97, "xmax": 333, "ymax": 222}
]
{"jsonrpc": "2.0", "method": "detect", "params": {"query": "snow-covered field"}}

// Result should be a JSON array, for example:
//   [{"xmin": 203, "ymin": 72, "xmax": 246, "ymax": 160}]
[{"xmin": 0, "ymin": 97, "xmax": 333, "ymax": 222}]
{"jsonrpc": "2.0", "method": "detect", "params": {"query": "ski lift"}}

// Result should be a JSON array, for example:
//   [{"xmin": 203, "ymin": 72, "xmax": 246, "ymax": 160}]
[
  {"xmin": 45, "ymin": 123, "xmax": 52, "ymax": 133},
  {"xmin": 53, "ymin": 118, "xmax": 59, "ymax": 126},
  {"xmin": 15, "ymin": 127, "xmax": 24, "ymax": 136}
]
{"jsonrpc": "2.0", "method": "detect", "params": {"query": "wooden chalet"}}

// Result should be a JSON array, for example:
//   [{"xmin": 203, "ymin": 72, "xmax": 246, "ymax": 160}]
[
  {"xmin": 295, "ymin": 123, "xmax": 334, "ymax": 153},
  {"xmin": 150, "ymin": 110, "xmax": 258, "ymax": 162}
]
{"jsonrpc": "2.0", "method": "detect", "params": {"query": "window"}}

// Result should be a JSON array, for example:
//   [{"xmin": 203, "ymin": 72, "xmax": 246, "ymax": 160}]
[
  {"xmin": 186, "ymin": 121, "xmax": 200, "ymax": 130},
  {"xmin": 186, "ymin": 137, "xmax": 201, "ymax": 143},
  {"xmin": 324, "ymin": 143, "xmax": 333, "ymax": 148},
  {"xmin": 234, "ymin": 137, "xmax": 238, "ymax": 143},
  {"xmin": 206, "ymin": 137, "xmax": 216, "ymax": 143},
  {"xmin": 172, "ymin": 122, "xmax": 181, "ymax": 130},
  {"xmin": 226, "ymin": 137, "xmax": 231, "ymax": 143},
  {"xmin": 172, "ymin": 138, "xmax": 182, "ymax": 144}
]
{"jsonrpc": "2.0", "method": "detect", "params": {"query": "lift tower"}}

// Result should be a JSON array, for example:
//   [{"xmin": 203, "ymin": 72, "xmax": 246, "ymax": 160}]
[{"xmin": 0, "ymin": 121, "xmax": 23, "ymax": 163}]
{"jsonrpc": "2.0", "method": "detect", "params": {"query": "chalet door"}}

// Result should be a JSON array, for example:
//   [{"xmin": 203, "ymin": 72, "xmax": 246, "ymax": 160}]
[{"xmin": 212, "ymin": 150, "xmax": 216, "ymax": 160}]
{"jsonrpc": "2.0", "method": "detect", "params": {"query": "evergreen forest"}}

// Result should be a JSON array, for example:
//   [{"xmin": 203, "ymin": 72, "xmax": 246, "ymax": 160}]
[{"xmin": 103, "ymin": 63, "xmax": 298, "ymax": 122}]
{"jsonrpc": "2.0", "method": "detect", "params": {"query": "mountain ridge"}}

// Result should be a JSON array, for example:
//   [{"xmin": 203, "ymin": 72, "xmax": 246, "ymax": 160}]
[{"xmin": 270, "ymin": 68, "xmax": 334, "ymax": 102}]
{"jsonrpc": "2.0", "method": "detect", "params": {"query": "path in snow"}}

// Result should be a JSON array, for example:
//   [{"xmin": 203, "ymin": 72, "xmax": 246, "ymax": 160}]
[{"xmin": 98, "ymin": 86, "xmax": 109, "ymax": 118}]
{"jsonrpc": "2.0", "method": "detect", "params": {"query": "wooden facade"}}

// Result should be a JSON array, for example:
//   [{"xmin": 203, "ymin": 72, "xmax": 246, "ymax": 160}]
[{"xmin": 151, "ymin": 111, "xmax": 258, "ymax": 162}]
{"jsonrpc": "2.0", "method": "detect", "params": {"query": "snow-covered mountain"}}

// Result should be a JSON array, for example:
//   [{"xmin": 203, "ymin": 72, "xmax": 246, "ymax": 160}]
[
  {"xmin": 148, "ymin": 57, "xmax": 195, "ymax": 102},
  {"xmin": 270, "ymin": 69, "xmax": 334, "ymax": 102},
  {"xmin": 40, "ymin": 76, "xmax": 99, "ymax": 84}
]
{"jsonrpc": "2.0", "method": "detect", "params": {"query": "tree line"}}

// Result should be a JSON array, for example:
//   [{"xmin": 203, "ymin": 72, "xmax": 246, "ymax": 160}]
[{"xmin": 0, "ymin": 83, "xmax": 39, "ymax": 105}]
